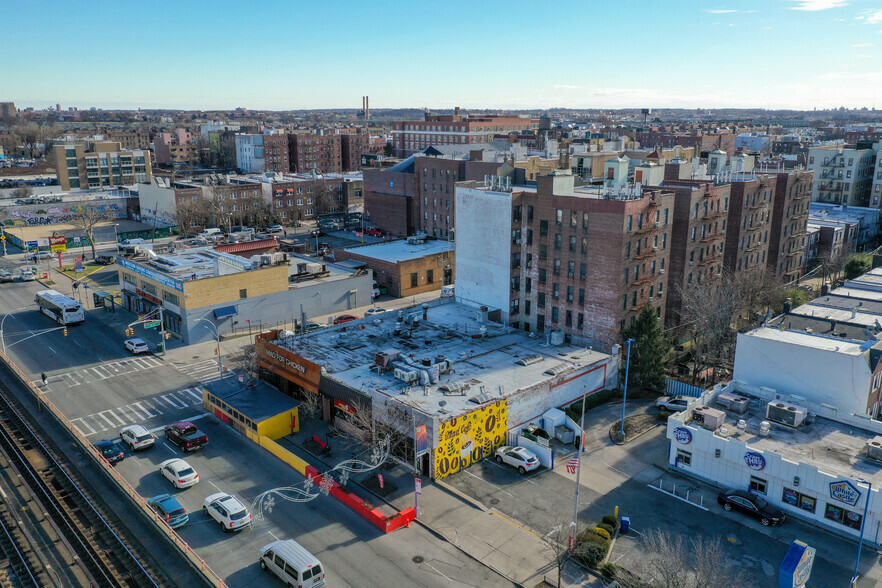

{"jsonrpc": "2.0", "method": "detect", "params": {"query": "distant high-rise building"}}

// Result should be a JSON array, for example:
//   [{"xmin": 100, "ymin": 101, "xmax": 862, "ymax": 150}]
[{"xmin": 0, "ymin": 102, "xmax": 17, "ymax": 119}]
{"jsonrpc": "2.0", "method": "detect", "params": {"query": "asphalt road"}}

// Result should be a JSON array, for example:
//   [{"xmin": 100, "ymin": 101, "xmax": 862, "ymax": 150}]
[{"xmin": 0, "ymin": 275, "xmax": 509, "ymax": 587}]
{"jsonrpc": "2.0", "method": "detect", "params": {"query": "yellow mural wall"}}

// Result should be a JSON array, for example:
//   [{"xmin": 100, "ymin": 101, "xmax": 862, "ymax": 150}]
[{"xmin": 434, "ymin": 400, "xmax": 507, "ymax": 479}]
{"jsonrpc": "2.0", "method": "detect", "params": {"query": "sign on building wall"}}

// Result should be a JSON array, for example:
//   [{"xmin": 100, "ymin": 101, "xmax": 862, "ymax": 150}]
[
  {"xmin": 254, "ymin": 332, "xmax": 322, "ymax": 391},
  {"xmin": 415, "ymin": 425, "xmax": 428, "ymax": 456},
  {"xmin": 118, "ymin": 258, "xmax": 184, "ymax": 292},
  {"xmin": 829, "ymin": 480, "xmax": 862, "ymax": 506},
  {"xmin": 434, "ymin": 400, "xmax": 507, "ymax": 479},
  {"xmin": 744, "ymin": 452, "xmax": 766, "ymax": 470},
  {"xmin": 673, "ymin": 427, "xmax": 692, "ymax": 444}
]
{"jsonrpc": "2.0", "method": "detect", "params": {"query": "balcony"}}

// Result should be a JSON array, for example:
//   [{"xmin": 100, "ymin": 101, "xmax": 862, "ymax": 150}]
[
  {"xmin": 635, "ymin": 222, "xmax": 659, "ymax": 235},
  {"xmin": 633, "ymin": 276, "xmax": 654, "ymax": 286},
  {"xmin": 700, "ymin": 234, "xmax": 724, "ymax": 243},
  {"xmin": 633, "ymin": 248, "xmax": 658, "ymax": 260},
  {"xmin": 705, "ymin": 211, "xmax": 727, "ymax": 220},
  {"xmin": 698, "ymin": 257, "xmax": 720, "ymax": 267}
]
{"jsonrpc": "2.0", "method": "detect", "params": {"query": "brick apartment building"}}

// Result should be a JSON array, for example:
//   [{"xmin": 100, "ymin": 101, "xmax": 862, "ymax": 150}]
[
  {"xmin": 723, "ymin": 173, "xmax": 775, "ymax": 276},
  {"xmin": 340, "ymin": 130, "xmax": 371, "ymax": 172},
  {"xmin": 263, "ymin": 133, "xmax": 290, "ymax": 173},
  {"xmin": 456, "ymin": 172, "xmax": 674, "ymax": 351},
  {"xmin": 335, "ymin": 237, "xmax": 454, "ymax": 297},
  {"xmin": 392, "ymin": 108, "xmax": 539, "ymax": 157},
  {"xmin": 108, "ymin": 129, "xmax": 150, "ymax": 150},
  {"xmin": 235, "ymin": 131, "xmax": 289, "ymax": 173},
  {"xmin": 636, "ymin": 128, "xmax": 737, "ymax": 155},
  {"xmin": 263, "ymin": 173, "xmax": 361, "ymax": 222},
  {"xmin": 767, "ymin": 168, "xmax": 813, "ymax": 281},
  {"xmin": 55, "ymin": 141, "xmax": 151, "ymax": 191},
  {"xmin": 661, "ymin": 180, "xmax": 730, "ymax": 328},
  {"xmin": 288, "ymin": 133, "xmax": 341, "ymax": 174},
  {"xmin": 154, "ymin": 129, "xmax": 198, "ymax": 165}
]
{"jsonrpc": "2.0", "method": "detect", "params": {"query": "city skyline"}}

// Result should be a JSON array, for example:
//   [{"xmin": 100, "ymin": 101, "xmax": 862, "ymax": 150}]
[{"xmin": 3, "ymin": 0, "xmax": 882, "ymax": 111}]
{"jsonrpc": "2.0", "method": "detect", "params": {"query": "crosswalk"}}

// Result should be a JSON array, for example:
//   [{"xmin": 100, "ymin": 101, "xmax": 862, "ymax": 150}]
[
  {"xmin": 173, "ymin": 358, "xmax": 226, "ymax": 384},
  {"xmin": 36, "ymin": 356, "xmax": 165, "ymax": 389},
  {"xmin": 68, "ymin": 387, "xmax": 206, "ymax": 437}
]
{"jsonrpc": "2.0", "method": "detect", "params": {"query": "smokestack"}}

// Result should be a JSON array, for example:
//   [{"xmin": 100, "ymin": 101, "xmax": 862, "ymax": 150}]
[{"xmin": 365, "ymin": 96, "xmax": 370, "ymax": 120}]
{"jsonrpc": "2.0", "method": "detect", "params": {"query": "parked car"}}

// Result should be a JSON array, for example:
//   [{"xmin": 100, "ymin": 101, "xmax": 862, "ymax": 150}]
[
  {"xmin": 164, "ymin": 421, "xmax": 209, "ymax": 452},
  {"xmin": 119, "ymin": 424, "xmax": 156, "ymax": 451},
  {"xmin": 333, "ymin": 314, "xmax": 358, "ymax": 325},
  {"xmin": 365, "ymin": 228, "xmax": 384, "ymax": 237},
  {"xmin": 203, "ymin": 492, "xmax": 252, "ymax": 532},
  {"xmin": 231, "ymin": 226, "xmax": 254, "ymax": 235},
  {"xmin": 18, "ymin": 268, "xmax": 35, "ymax": 281},
  {"xmin": 266, "ymin": 224, "xmax": 283, "ymax": 233},
  {"xmin": 655, "ymin": 395, "xmax": 690, "ymax": 412},
  {"xmin": 717, "ymin": 488, "xmax": 785, "ymax": 526},
  {"xmin": 304, "ymin": 322, "xmax": 324, "ymax": 333},
  {"xmin": 26, "ymin": 251, "xmax": 51, "ymax": 261},
  {"xmin": 494, "ymin": 446, "xmax": 541, "ymax": 474},
  {"xmin": 124, "ymin": 338, "xmax": 150, "ymax": 355},
  {"xmin": 148, "ymin": 494, "xmax": 189, "ymax": 529},
  {"xmin": 93, "ymin": 439, "xmax": 125, "ymax": 465},
  {"xmin": 0, "ymin": 270, "xmax": 13, "ymax": 283},
  {"xmin": 95, "ymin": 254, "xmax": 116, "ymax": 265},
  {"xmin": 159, "ymin": 458, "xmax": 199, "ymax": 488},
  {"xmin": 371, "ymin": 288, "xmax": 380, "ymax": 299},
  {"xmin": 365, "ymin": 307, "xmax": 387, "ymax": 316},
  {"xmin": 310, "ymin": 228, "xmax": 325, "ymax": 237}
]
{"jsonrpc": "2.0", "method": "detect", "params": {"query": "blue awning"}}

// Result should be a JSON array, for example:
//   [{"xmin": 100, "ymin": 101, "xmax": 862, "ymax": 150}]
[{"xmin": 213, "ymin": 306, "xmax": 238, "ymax": 319}]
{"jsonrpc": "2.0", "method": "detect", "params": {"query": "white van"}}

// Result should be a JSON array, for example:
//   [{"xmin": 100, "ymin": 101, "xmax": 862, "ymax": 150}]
[
  {"xmin": 198, "ymin": 228, "xmax": 222, "ymax": 238},
  {"xmin": 259, "ymin": 539, "xmax": 325, "ymax": 587}
]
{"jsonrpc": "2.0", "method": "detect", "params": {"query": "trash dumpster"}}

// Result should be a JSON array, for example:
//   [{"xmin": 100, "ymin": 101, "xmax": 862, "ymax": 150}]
[{"xmin": 620, "ymin": 516, "xmax": 630, "ymax": 534}]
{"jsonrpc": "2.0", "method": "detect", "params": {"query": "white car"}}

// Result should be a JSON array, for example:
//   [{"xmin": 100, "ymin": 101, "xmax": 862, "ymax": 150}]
[
  {"xmin": 266, "ymin": 224, "xmax": 283, "ymax": 233},
  {"xmin": 124, "ymin": 338, "xmax": 150, "ymax": 355},
  {"xmin": 203, "ymin": 492, "xmax": 252, "ymax": 532},
  {"xmin": 365, "ymin": 307, "xmax": 387, "ymax": 316},
  {"xmin": 494, "ymin": 445, "xmax": 541, "ymax": 474},
  {"xmin": 655, "ymin": 395, "xmax": 690, "ymax": 412},
  {"xmin": 19, "ymin": 268, "xmax": 35, "ymax": 281},
  {"xmin": 119, "ymin": 424, "xmax": 156, "ymax": 451},
  {"xmin": 159, "ymin": 458, "xmax": 199, "ymax": 489},
  {"xmin": 26, "ymin": 251, "xmax": 51, "ymax": 261}
]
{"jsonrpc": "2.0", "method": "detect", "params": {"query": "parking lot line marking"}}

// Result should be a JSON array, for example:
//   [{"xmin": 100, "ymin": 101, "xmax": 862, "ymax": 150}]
[
  {"xmin": 133, "ymin": 402, "xmax": 154, "ymax": 418},
  {"xmin": 600, "ymin": 459, "xmax": 632, "ymax": 479},
  {"xmin": 462, "ymin": 469, "xmax": 515, "ymax": 498},
  {"xmin": 141, "ymin": 399, "xmax": 163, "ymax": 415},
  {"xmin": 163, "ymin": 442, "xmax": 178, "ymax": 455},
  {"xmin": 422, "ymin": 562, "xmax": 453, "ymax": 583},
  {"xmin": 115, "ymin": 406, "xmax": 138, "ymax": 423},
  {"xmin": 90, "ymin": 367, "xmax": 110, "ymax": 379},
  {"xmin": 46, "ymin": 345, "xmax": 56, "ymax": 354},
  {"xmin": 209, "ymin": 481, "xmax": 223, "ymax": 492},
  {"xmin": 267, "ymin": 531, "xmax": 280, "ymax": 541},
  {"xmin": 70, "ymin": 418, "xmax": 96, "ymax": 436}
]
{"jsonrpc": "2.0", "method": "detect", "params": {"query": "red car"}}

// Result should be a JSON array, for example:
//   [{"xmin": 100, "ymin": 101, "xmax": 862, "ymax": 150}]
[
  {"xmin": 365, "ymin": 228, "xmax": 384, "ymax": 237},
  {"xmin": 164, "ymin": 421, "xmax": 209, "ymax": 452},
  {"xmin": 333, "ymin": 315, "xmax": 359, "ymax": 325}
]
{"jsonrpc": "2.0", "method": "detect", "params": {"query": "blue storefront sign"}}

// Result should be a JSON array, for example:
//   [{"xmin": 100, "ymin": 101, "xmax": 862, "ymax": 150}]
[
  {"xmin": 779, "ymin": 540, "xmax": 815, "ymax": 588},
  {"xmin": 744, "ymin": 451, "xmax": 766, "ymax": 470},
  {"xmin": 26, "ymin": 240, "xmax": 38, "ymax": 249},
  {"xmin": 118, "ymin": 258, "xmax": 184, "ymax": 292},
  {"xmin": 673, "ymin": 427, "xmax": 692, "ymax": 444},
  {"xmin": 829, "ymin": 480, "xmax": 861, "ymax": 506}
]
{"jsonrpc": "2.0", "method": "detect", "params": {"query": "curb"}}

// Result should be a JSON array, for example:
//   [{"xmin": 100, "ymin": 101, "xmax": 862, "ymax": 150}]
[{"xmin": 433, "ymin": 478, "xmax": 490, "ymax": 512}]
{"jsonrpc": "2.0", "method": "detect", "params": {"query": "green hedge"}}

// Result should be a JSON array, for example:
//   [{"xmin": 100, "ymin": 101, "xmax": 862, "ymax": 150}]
[
  {"xmin": 597, "ymin": 522, "xmax": 615, "ymax": 536},
  {"xmin": 575, "ymin": 542, "xmax": 606, "ymax": 569},
  {"xmin": 565, "ymin": 388, "xmax": 621, "ymax": 421},
  {"xmin": 601, "ymin": 514, "xmax": 619, "ymax": 530}
]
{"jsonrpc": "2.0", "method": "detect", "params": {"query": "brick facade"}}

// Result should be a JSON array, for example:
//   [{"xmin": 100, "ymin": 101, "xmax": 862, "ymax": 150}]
[
  {"xmin": 724, "ymin": 176, "xmax": 775, "ymax": 276},
  {"xmin": 767, "ymin": 170, "xmax": 813, "ymax": 281},
  {"xmin": 289, "ymin": 134, "xmax": 342, "ymax": 174}
]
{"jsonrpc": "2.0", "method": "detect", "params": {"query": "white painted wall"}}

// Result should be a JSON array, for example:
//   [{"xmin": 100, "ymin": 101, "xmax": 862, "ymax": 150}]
[
  {"xmin": 733, "ymin": 331, "xmax": 872, "ymax": 415},
  {"xmin": 454, "ymin": 187, "xmax": 512, "ymax": 318},
  {"xmin": 137, "ymin": 181, "xmax": 177, "ymax": 228}
]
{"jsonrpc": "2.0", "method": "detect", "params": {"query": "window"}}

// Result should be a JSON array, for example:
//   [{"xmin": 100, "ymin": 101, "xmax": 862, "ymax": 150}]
[
  {"xmin": 427, "ymin": 269, "xmax": 434, "ymax": 284},
  {"xmin": 555, "ymin": 209, "xmax": 563, "ymax": 225},
  {"xmin": 565, "ymin": 310, "xmax": 572, "ymax": 327},
  {"xmin": 782, "ymin": 488, "xmax": 816, "ymax": 513},
  {"xmin": 553, "ymin": 259, "xmax": 561, "ymax": 275},
  {"xmin": 568, "ymin": 261, "xmax": 575, "ymax": 277},
  {"xmin": 526, "ymin": 229, "xmax": 533, "ymax": 245},
  {"xmin": 162, "ymin": 291, "xmax": 180, "ymax": 305},
  {"xmin": 825, "ymin": 503, "xmax": 862, "ymax": 530},
  {"xmin": 510, "ymin": 299, "xmax": 520, "ymax": 315},
  {"xmin": 570, "ymin": 211, "xmax": 578, "ymax": 226},
  {"xmin": 538, "ymin": 293, "xmax": 546, "ymax": 308},
  {"xmin": 525, "ymin": 277, "xmax": 532, "ymax": 293},
  {"xmin": 540, "ymin": 220, "xmax": 548, "ymax": 236},
  {"xmin": 569, "ymin": 235, "xmax": 576, "ymax": 252},
  {"xmin": 676, "ymin": 449, "xmax": 691, "ymax": 466},
  {"xmin": 553, "ymin": 283, "xmax": 560, "ymax": 299},
  {"xmin": 625, "ymin": 242, "xmax": 631, "ymax": 258},
  {"xmin": 582, "ymin": 212, "xmax": 589, "ymax": 229},
  {"xmin": 580, "ymin": 263, "xmax": 586, "ymax": 280},
  {"xmin": 410, "ymin": 273, "xmax": 418, "ymax": 288},
  {"xmin": 539, "ymin": 245, "xmax": 548, "ymax": 260},
  {"xmin": 551, "ymin": 307, "xmax": 559, "ymax": 322},
  {"xmin": 524, "ymin": 300, "xmax": 531, "ymax": 315},
  {"xmin": 141, "ymin": 282, "xmax": 157, "ymax": 295},
  {"xmin": 539, "ymin": 269, "xmax": 546, "ymax": 284},
  {"xmin": 511, "ymin": 253, "xmax": 521, "ymax": 268},
  {"xmin": 527, "ymin": 205, "xmax": 534, "ymax": 222},
  {"xmin": 627, "ymin": 216, "xmax": 633, "ymax": 231},
  {"xmin": 622, "ymin": 294, "xmax": 627, "ymax": 310},
  {"xmin": 566, "ymin": 286, "xmax": 574, "ymax": 302},
  {"xmin": 239, "ymin": 289, "xmax": 247, "ymax": 299},
  {"xmin": 554, "ymin": 234, "xmax": 562, "ymax": 251},
  {"xmin": 749, "ymin": 476, "xmax": 767, "ymax": 495}
]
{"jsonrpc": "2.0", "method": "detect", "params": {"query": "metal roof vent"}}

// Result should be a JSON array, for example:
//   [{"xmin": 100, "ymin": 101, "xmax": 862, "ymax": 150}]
[
  {"xmin": 544, "ymin": 364, "xmax": 575, "ymax": 377},
  {"xmin": 516, "ymin": 354, "xmax": 544, "ymax": 366}
]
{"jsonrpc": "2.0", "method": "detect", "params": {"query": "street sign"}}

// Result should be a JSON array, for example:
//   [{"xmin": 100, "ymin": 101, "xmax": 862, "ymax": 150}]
[
  {"xmin": 144, "ymin": 321, "xmax": 161, "ymax": 329},
  {"xmin": 415, "ymin": 478, "xmax": 422, "ymax": 495},
  {"xmin": 74, "ymin": 256, "xmax": 84, "ymax": 272},
  {"xmin": 378, "ymin": 474, "xmax": 385, "ymax": 489},
  {"xmin": 26, "ymin": 241, "xmax": 38, "ymax": 250}
]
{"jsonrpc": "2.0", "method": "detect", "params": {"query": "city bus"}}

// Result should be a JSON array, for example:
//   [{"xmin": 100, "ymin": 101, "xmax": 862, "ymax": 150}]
[{"xmin": 35, "ymin": 290, "xmax": 85, "ymax": 325}]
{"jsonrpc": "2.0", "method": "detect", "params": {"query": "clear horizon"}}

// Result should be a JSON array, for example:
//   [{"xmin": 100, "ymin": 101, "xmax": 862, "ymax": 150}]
[{"xmin": 4, "ymin": 0, "xmax": 882, "ymax": 112}]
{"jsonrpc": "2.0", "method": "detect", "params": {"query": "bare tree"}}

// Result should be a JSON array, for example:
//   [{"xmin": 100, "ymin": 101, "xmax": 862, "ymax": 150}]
[
  {"xmin": 70, "ymin": 204, "xmax": 110, "ymax": 259},
  {"xmin": 616, "ymin": 528, "xmax": 745, "ymax": 588},
  {"xmin": 10, "ymin": 183, "xmax": 32, "ymax": 199},
  {"xmin": 542, "ymin": 521, "xmax": 577, "ymax": 588},
  {"xmin": 312, "ymin": 180, "xmax": 335, "ymax": 215},
  {"xmin": 339, "ymin": 397, "xmax": 417, "ymax": 467},
  {"xmin": 174, "ymin": 198, "xmax": 212, "ymax": 236}
]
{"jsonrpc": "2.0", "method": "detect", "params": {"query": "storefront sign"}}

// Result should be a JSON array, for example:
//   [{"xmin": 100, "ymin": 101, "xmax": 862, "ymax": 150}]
[
  {"xmin": 434, "ymin": 401, "xmax": 507, "ymax": 479},
  {"xmin": 673, "ymin": 427, "xmax": 692, "ymax": 444},
  {"xmin": 744, "ymin": 452, "xmax": 766, "ymax": 470},
  {"xmin": 829, "ymin": 480, "xmax": 861, "ymax": 506},
  {"xmin": 333, "ymin": 399, "xmax": 356, "ymax": 415},
  {"xmin": 118, "ymin": 258, "xmax": 184, "ymax": 292},
  {"xmin": 415, "ymin": 425, "xmax": 429, "ymax": 456},
  {"xmin": 255, "ymin": 332, "xmax": 322, "ymax": 391},
  {"xmin": 49, "ymin": 234, "xmax": 67, "ymax": 252},
  {"xmin": 135, "ymin": 288, "xmax": 162, "ymax": 306},
  {"xmin": 778, "ymin": 540, "xmax": 815, "ymax": 588}
]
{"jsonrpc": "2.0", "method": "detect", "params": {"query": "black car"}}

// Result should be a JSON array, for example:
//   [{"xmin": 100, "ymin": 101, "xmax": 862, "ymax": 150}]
[
  {"xmin": 717, "ymin": 488, "xmax": 785, "ymax": 526},
  {"xmin": 93, "ymin": 440, "xmax": 126, "ymax": 465},
  {"xmin": 95, "ymin": 254, "xmax": 116, "ymax": 265}
]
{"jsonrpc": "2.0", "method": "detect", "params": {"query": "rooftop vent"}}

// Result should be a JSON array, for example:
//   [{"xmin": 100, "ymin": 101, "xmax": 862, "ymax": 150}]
[
  {"xmin": 439, "ymin": 381, "xmax": 470, "ymax": 396},
  {"xmin": 717, "ymin": 391, "xmax": 750, "ymax": 414},
  {"xmin": 867, "ymin": 436, "xmax": 882, "ymax": 462},
  {"xmin": 516, "ymin": 354, "xmax": 544, "ymax": 366},
  {"xmin": 544, "ymin": 364, "xmax": 575, "ymax": 377},
  {"xmin": 765, "ymin": 401, "xmax": 808, "ymax": 428},
  {"xmin": 469, "ymin": 392, "xmax": 495, "ymax": 404},
  {"xmin": 691, "ymin": 405, "xmax": 726, "ymax": 429}
]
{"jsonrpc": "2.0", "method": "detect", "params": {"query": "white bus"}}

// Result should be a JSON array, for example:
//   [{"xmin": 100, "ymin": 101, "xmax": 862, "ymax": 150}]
[{"xmin": 35, "ymin": 290, "xmax": 85, "ymax": 325}]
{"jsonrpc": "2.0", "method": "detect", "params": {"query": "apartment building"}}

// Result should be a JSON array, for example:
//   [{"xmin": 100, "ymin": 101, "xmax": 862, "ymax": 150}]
[
  {"xmin": 154, "ymin": 129, "xmax": 198, "ymax": 165},
  {"xmin": 55, "ymin": 141, "xmax": 151, "ymax": 191},
  {"xmin": 636, "ymin": 128, "xmax": 737, "ymax": 155},
  {"xmin": 259, "ymin": 173, "xmax": 361, "ymax": 222},
  {"xmin": 807, "ymin": 145, "xmax": 876, "ymax": 206},
  {"xmin": 767, "ymin": 169, "xmax": 813, "ymax": 281},
  {"xmin": 108, "ymin": 129, "xmax": 150, "ymax": 150},
  {"xmin": 661, "ymin": 180, "xmax": 730, "ymax": 328},
  {"xmin": 340, "ymin": 130, "xmax": 371, "ymax": 172},
  {"xmin": 872, "ymin": 141, "xmax": 882, "ymax": 208},
  {"xmin": 392, "ymin": 108, "xmax": 539, "ymax": 157},
  {"xmin": 456, "ymin": 172, "xmax": 674, "ymax": 351},
  {"xmin": 288, "ymin": 133, "xmax": 341, "ymax": 174},
  {"xmin": 235, "ymin": 130, "xmax": 289, "ymax": 173}
]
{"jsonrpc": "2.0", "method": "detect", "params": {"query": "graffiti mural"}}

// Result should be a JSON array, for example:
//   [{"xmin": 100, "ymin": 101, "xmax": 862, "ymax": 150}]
[
  {"xmin": 433, "ymin": 400, "xmax": 507, "ymax": 479},
  {"xmin": 4, "ymin": 202, "xmax": 124, "ymax": 226}
]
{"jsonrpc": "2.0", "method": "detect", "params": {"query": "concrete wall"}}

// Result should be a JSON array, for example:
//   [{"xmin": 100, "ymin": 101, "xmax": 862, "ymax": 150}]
[
  {"xmin": 455, "ymin": 187, "xmax": 512, "ymax": 317},
  {"xmin": 136, "ymin": 181, "xmax": 177, "ymax": 228}
]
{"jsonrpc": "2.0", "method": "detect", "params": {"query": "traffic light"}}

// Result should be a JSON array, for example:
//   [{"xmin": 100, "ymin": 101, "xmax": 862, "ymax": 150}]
[
  {"xmin": 214, "ymin": 347, "xmax": 219, "ymax": 355},
  {"xmin": 164, "ymin": 333, "xmax": 171, "ymax": 340},
  {"xmin": 63, "ymin": 328, "xmax": 68, "ymax": 337},
  {"xmin": 125, "ymin": 328, "xmax": 134, "ymax": 337}
]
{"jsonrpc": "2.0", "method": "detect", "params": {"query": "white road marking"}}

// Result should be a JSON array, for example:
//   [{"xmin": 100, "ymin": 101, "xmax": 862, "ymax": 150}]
[
  {"xmin": 183, "ymin": 388, "xmax": 203, "ymax": 403},
  {"xmin": 0, "ymin": 485, "xmax": 6, "ymax": 499},
  {"xmin": 209, "ymin": 481, "xmax": 223, "ymax": 492},
  {"xmin": 90, "ymin": 367, "xmax": 109, "ymax": 380},
  {"xmin": 133, "ymin": 402, "xmax": 154, "ymax": 418},
  {"xmin": 74, "ymin": 340, "xmax": 87, "ymax": 350},
  {"xmin": 46, "ymin": 345, "xmax": 56, "ymax": 354},
  {"xmin": 462, "ymin": 468, "xmax": 515, "ymax": 498},
  {"xmin": 122, "ymin": 405, "xmax": 143, "ymax": 421},
  {"xmin": 163, "ymin": 442, "xmax": 178, "ymax": 454},
  {"xmin": 423, "ymin": 562, "xmax": 453, "ymax": 582},
  {"xmin": 143, "ymin": 399, "xmax": 163, "ymax": 414},
  {"xmin": 98, "ymin": 410, "xmax": 125, "ymax": 427},
  {"xmin": 267, "ymin": 531, "xmax": 280, "ymax": 541},
  {"xmin": 161, "ymin": 394, "xmax": 187, "ymax": 409},
  {"xmin": 70, "ymin": 417, "xmax": 98, "ymax": 435}
]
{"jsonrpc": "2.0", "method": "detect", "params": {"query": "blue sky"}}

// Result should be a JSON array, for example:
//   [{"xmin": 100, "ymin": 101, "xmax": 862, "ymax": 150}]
[{"xmin": 3, "ymin": 0, "xmax": 882, "ymax": 111}]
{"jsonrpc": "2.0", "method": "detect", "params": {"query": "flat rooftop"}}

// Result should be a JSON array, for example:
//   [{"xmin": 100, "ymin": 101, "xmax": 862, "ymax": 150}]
[
  {"xmin": 275, "ymin": 300, "xmax": 612, "ymax": 418},
  {"xmin": 679, "ymin": 387, "xmax": 882, "ymax": 487},
  {"xmin": 343, "ymin": 239, "xmax": 453, "ymax": 263},
  {"xmin": 830, "ymin": 287, "xmax": 882, "ymax": 302},
  {"xmin": 123, "ymin": 248, "xmax": 261, "ymax": 282},
  {"xmin": 790, "ymin": 304, "xmax": 882, "ymax": 328},
  {"xmin": 766, "ymin": 314, "xmax": 870, "ymax": 340},
  {"xmin": 202, "ymin": 376, "xmax": 299, "ymax": 422},
  {"xmin": 745, "ymin": 326, "xmax": 867, "ymax": 355}
]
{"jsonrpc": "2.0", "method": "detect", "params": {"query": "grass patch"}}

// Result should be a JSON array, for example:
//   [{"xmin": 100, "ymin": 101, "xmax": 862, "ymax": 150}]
[{"xmin": 56, "ymin": 262, "xmax": 105, "ymax": 280}]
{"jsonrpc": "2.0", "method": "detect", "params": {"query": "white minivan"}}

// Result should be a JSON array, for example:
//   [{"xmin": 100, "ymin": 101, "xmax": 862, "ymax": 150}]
[
  {"xmin": 259, "ymin": 539, "xmax": 325, "ymax": 587},
  {"xmin": 198, "ymin": 228, "xmax": 222, "ymax": 238}
]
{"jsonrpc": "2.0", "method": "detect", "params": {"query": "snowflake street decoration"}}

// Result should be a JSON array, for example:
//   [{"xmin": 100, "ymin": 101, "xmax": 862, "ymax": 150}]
[{"xmin": 319, "ymin": 475, "xmax": 334, "ymax": 496}]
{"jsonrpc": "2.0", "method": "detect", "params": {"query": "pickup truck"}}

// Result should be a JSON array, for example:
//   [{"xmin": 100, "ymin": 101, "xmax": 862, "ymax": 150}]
[{"xmin": 164, "ymin": 421, "xmax": 209, "ymax": 452}]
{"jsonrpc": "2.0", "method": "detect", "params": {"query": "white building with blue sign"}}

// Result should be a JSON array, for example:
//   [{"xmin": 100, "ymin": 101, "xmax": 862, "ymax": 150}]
[{"xmin": 666, "ymin": 381, "xmax": 882, "ymax": 544}]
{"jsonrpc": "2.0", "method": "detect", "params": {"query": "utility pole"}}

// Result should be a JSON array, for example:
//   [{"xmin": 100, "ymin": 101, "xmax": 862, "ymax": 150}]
[{"xmin": 571, "ymin": 383, "xmax": 587, "ymax": 551}]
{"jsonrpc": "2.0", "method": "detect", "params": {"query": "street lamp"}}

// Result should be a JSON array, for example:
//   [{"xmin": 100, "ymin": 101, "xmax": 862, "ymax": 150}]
[
  {"xmin": 195, "ymin": 318, "xmax": 222, "ymax": 379},
  {"xmin": 851, "ymin": 478, "xmax": 873, "ymax": 586},
  {"xmin": 1, "ymin": 307, "xmax": 28, "ymax": 356},
  {"xmin": 620, "ymin": 338, "xmax": 634, "ymax": 439}
]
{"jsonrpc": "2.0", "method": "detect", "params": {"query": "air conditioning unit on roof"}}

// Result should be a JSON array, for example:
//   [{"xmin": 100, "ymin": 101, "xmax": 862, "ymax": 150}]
[
  {"xmin": 717, "ymin": 392, "xmax": 750, "ymax": 414},
  {"xmin": 765, "ymin": 401, "xmax": 807, "ymax": 428},
  {"xmin": 692, "ymin": 405, "xmax": 726, "ymax": 429},
  {"xmin": 867, "ymin": 436, "xmax": 882, "ymax": 461}
]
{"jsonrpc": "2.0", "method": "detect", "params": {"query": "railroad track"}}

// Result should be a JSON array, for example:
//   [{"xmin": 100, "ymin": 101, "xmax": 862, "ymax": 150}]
[{"xmin": 0, "ymin": 378, "xmax": 169, "ymax": 587}]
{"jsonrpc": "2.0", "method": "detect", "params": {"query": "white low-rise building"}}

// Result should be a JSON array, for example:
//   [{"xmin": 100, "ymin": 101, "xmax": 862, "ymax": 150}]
[{"xmin": 666, "ymin": 382, "xmax": 882, "ymax": 545}]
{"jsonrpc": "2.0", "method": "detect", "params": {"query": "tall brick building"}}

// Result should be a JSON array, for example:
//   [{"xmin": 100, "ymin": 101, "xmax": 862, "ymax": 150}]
[
  {"xmin": 456, "ymin": 172, "xmax": 674, "ymax": 351},
  {"xmin": 766, "ymin": 168, "xmax": 813, "ymax": 282},
  {"xmin": 723, "ymin": 174, "xmax": 775, "ymax": 276},
  {"xmin": 340, "ymin": 130, "xmax": 371, "ymax": 172},
  {"xmin": 288, "ymin": 133, "xmax": 341, "ymax": 174}
]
